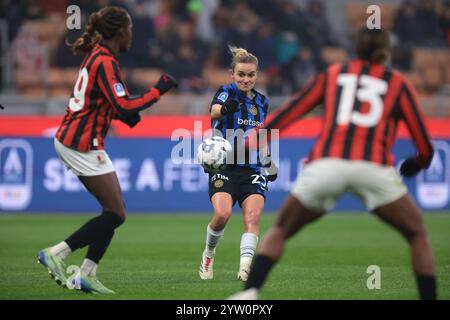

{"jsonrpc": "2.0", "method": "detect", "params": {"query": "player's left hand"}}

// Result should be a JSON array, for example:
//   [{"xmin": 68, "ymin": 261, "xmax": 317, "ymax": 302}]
[
  {"xmin": 400, "ymin": 157, "xmax": 422, "ymax": 177},
  {"xmin": 261, "ymin": 154, "xmax": 278, "ymax": 182},
  {"xmin": 154, "ymin": 73, "xmax": 178, "ymax": 95}
]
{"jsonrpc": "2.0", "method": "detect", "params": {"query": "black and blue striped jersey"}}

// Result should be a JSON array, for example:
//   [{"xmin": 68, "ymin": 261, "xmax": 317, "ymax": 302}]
[{"xmin": 210, "ymin": 82, "xmax": 269, "ymax": 171}]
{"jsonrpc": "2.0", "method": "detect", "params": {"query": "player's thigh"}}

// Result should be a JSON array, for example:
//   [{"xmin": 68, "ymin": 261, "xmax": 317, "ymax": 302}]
[
  {"xmin": 275, "ymin": 194, "xmax": 323, "ymax": 238},
  {"xmin": 79, "ymin": 172, "xmax": 125, "ymax": 218},
  {"xmin": 291, "ymin": 159, "xmax": 348, "ymax": 213},
  {"xmin": 211, "ymin": 192, "xmax": 234, "ymax": 218},
  {"xmin": 349, "ymin": 162, "xmax": 408, "ymax": 211},
  {"xmin": 237, "ymin": 170, "xmax": 267, "ymax": 208},
  {"xmin": 241, "ymin": 194, "xmax": 265, "ymax": 225},
  {"xmin": 373, "ymin": 194, "xmax": 426, "ymax": 239}
]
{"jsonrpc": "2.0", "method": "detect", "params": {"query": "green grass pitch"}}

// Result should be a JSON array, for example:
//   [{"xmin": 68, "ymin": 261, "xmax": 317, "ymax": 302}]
[{"xmin": 0, "ymin": 212, "xmax": 449, "ymax": 300}]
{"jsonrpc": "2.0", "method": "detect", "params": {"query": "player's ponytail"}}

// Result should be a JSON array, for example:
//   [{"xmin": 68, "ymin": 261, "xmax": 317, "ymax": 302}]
[
  {"xmin": 355, "ymin": 28, "xmax": 390, "ymax": 64},
  {"xmin": 68, "ymin": 7, "xmax": 131, "ymax": 54},
  {"xmin": 229, "ymin": 45, "xmax": 259, "ymax": 71},
  {"xmin": 68, "ymin": 12, "xmax": 102, "ymax": 54}
]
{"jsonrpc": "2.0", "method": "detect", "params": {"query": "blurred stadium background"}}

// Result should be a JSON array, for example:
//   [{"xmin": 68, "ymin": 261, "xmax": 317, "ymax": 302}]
[{"xmin": 0, "ymin": 0, "xmax": 449, "ymax": 299}]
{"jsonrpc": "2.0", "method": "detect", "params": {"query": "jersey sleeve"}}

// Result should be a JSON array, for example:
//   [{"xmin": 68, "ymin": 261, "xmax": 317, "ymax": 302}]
[
  {"xmin": 398, "ymin": 78, "xmax": 434, "ymax": 168},
  {"xmin": 97, "ymin": 59, "xmax": 161, "ymax": 115},
  {"xmin": 265, "ymin": 73, "xmax": 325, "ymax": 131},
  {"xmin": 209, "ymin": 86, "xmax": 229, "ymax": 111}
]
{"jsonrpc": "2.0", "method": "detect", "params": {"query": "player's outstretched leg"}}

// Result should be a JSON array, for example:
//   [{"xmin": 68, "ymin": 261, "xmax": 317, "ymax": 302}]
[
  {"xmin": 38, "ymin": 173, "xmax": 125, "ymax": 293},
  {"xmin": 199, "ymin": 193, "xmax": 232, "ymax": 280},
  {"xmin": 237, "ymin": 232, "xmax": 258, "ymax": 281},
  {"xmin": 238, "ymin": 194, "xmax": 264, "ymax": 281},
  {"xmin": 373, "ymin": 194, "xmax": 437, "ymax": 300},
  {"xmin": 228, "ymin": 195, "xmax": 322, "ymax": 299},
  {"xmin": 72, "ymin": 174, "xmax": 124, "ymax": 294}
]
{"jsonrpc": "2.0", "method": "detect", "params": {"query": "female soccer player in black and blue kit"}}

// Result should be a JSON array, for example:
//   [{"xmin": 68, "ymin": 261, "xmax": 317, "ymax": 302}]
[{"xmin": 199, "ymin": 46, "xmax": 277, "ymax": 281}]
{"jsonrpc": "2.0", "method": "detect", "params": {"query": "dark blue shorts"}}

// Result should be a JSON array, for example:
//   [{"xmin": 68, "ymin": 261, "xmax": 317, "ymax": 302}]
[{"xmin": 208, "ymin": 165, "xmax": 267, "ymax": 208}]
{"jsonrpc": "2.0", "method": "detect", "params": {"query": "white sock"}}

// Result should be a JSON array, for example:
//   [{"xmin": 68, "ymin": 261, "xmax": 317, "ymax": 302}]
[
  {"xmin": 80, "ymin": 258, "xmax": 98, "ymax": 277},
  {"xmin": 205, "ymin": 224, "xmax": 224, "ymax": 257},
  {"xmin": 240, "ymin": 233, "xmax": 258, "ymax": 267},
  {"xmin": 49, "ymin": 241, "xmax": 71, "ymax": 260}
]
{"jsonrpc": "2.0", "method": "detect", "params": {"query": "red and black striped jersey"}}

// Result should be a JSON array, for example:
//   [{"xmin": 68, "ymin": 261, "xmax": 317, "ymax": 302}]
[
  {"xmin": 56, "ymin": 43, "xmax": 161, "ymax": 151},
  {"xmin": 266, "ymin": 59, "xmax": 433, "ymax": 167}
]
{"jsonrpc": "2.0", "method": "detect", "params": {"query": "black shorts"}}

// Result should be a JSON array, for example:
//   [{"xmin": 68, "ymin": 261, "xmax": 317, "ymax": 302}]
[{"xmin": 208, "ymin": 165, "xmax": 267, "ymax": 207}]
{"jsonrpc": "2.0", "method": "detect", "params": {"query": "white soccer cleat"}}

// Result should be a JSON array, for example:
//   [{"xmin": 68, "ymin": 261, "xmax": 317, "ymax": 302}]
[
  {"xmin": 227, "ymin": 288, "xmax": 259, "ymax": 300},
  {"xmin": 199, "ymin": 251, "xmax": 214, "ymax": 280},
  {"xmin": 237, "ymin": 263, "xmax": 251, "ymax": 281}
]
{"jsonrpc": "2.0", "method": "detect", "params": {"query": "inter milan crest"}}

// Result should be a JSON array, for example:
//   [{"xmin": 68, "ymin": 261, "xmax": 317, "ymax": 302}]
[
  {"xmin": 214, "ymin": 179, "xmax": 224, "ymax": 188},
  {"xmin": 250, "ymin": 105, "xmax": 258, "ymax": 116}
]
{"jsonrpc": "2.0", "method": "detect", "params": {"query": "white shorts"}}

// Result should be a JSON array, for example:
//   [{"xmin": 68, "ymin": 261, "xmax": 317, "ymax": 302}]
[
  {"xmin": 291, "ymin": 158, "xmax": 408, "ymax": 213},
  {"xmin": 54, "ymin": 138, "xmax": 115, "ymax": 176}
]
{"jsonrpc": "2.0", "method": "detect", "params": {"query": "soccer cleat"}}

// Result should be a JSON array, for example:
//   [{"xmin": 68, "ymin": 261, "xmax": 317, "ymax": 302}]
[
  {"xmin": 37, "ymin": 248, "xmax": 68, "ymax": 288},
  {"xmin": 227, "ymin": 288, "xmax": 259, "ymax": 300},
  {"xmin": 199, "ymin": 251, "xmax": 214, "ymax": 280},
  {"xmin": 237, "ymin": 263, "xmax": 251, "ymax": 281},
  {"xmin": 74, "ymin": 273, "xmax": 115, "ymax": 294}
]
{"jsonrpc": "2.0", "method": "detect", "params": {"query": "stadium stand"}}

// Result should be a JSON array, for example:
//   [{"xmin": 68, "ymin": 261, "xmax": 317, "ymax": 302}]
[{"xmin": 1, "ymin": 0, "xmax": 449, "ymax": 115}]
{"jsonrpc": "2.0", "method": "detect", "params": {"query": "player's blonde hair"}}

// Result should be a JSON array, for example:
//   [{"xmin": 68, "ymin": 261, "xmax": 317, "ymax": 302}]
[{"xmin": 228, "ymin": 46, "xmax": 259, "ymax": 71}]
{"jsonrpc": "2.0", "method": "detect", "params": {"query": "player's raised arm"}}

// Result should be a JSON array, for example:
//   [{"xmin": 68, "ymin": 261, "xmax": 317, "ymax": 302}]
[
  {"xmin": 264, "ymin": 73, "xmax": 326, "ymax": 131},
  {"xmin": 97, "ymin": 59, "xmax": 178, "ymax": 115},
  {"xmin": 398, "ymin": 77, "xmax": 434, "ymax": 176}
]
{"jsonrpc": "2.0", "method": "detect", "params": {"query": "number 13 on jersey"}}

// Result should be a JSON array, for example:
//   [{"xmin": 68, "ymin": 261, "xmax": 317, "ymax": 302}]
[{"xmin": 336, "ymin": 74, "xmax": 387, "ymax": 128}]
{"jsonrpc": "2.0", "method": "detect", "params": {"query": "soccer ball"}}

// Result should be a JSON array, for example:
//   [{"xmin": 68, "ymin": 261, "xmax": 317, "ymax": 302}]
[{"xmin": 197, "ymin": 137, "xmax": 232, "ymax": 172}]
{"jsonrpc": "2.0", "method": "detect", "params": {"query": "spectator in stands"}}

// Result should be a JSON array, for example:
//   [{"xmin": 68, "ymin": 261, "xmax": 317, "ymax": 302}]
[
  {"xmin": 265, "ymin": 65, "xmax": 286, "ymax": 96},
  {"xmin": 394, "ymin": 0, "xmax": 423, "ymax": 45},
  {"xmin": 250, "ymin": 23, "xmax": 277, "ymax": 71},
  {"xmin": 416, "ymin": 0, "xmax": 442, "ymax": 46},
  {"xmin": 166, "ymin": 43, "xmax": 207, "ymax": 92},
  {"xmin": 275, "ymin": 31, "xmax": 299, "ymax": 93},
  {"xmin": 12, "ymin": 24, "xmax": 44, "ymax": 72},
  {"xmin": 193, "ymin": 0, "xmax": 220, "ymax": 43},
  {"xmin": 303, "ymin": 0, "xmax": 336, "ymax": 48},
  {"xmin": 277, "ymin": 0, "xmax": 305, "ymax": 37},
  {"xmin": 119, "ymin": 0, "xmax": 156, "ymax": 68},
  {"xmin": 439, "ymin": 1, "xmax": 450, "ymax": 46},
  {"xmin": 0, "ymin": 0, "xmax": 25, "ymax": 41},
  {"xmin": 289, "ymin": 47, "xmax": 317, "ymax": 91},
  {"xmin": 227, "ymin": 1, "xmax": 260, "ymax": 51},
  {"xmin": 23, "ymin": 0, "xmax": 46, "ymax": 20}
]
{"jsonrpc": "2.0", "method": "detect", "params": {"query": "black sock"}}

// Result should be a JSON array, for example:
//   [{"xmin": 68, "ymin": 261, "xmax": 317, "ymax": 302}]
[
  {"xmin": 86, "ymin": 231, "xmax": 115, "ymax": 264},
  {"xmin": 245, "ymin": 255, "xmax": 275, "ymax": 290},
  {"xmin": 416, "ymin": 275, "xmax": 437, "ymax": 300},
  {"xmin": 65, "ymin": 211, "xmax": 124, "ymax": 251}
]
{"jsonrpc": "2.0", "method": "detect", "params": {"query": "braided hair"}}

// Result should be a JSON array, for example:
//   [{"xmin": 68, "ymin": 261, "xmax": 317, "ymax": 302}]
[{"xmin": 68, "ymin": 6, "xmax": 131, "ymax": 54}]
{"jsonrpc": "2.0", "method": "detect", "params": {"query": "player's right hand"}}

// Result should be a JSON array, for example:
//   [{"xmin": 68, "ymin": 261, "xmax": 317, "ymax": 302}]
[
  {"xmin": 154, "ymin": 73, "xmax": 178, "ymax": 95},
  {"xmin": 220, "ymin": 99, "xmax": 240, "ymax": 116},
  {"xmin": 400, "ymin": 157, "xmax": 422, "ymax": 177}
]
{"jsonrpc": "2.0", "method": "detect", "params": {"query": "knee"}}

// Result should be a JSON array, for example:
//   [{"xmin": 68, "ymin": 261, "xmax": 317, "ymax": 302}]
[
  {"xmin": 269, "ymin": 225, "xmax": 289, "ymax": 239},
  {"xmin": 103, "ymin": 209, "xmax": 126, "ymax": 225},
  {"xmin": 104, "ymin": 199, "xmax": 126, "ymax": 221},
  {"xmin": 403, "ymin": 223, "xmax": 427, "ymax": 243},
  {"xmin": 243, "ymin": 208, "xmax": 262, "ymax": 228},
  {"xmin": 213, "ymin": 208, "xmax": 232, "ymax": 225},
  {"xmin": 111, "ymin": 208, "xmax": 126, "ymax": 223},
  {"xmin": 101, "ymin": 210, "xmax": 126, "ymax": 230}
]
